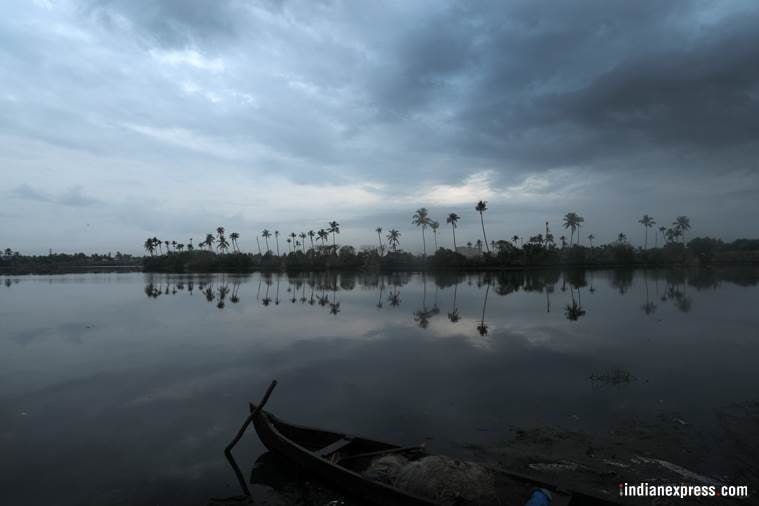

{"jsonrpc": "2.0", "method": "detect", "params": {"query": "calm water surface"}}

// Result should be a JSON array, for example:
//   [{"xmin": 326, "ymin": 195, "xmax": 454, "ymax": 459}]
[{"xmin": 1, "ymin": 268, "xmax": 758, "ymax": 505}]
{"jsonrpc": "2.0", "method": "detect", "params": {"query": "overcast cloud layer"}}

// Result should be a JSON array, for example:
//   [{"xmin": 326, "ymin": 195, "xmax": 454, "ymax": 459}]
[{"xmin": 2, "ymin": 0, "xmax": 758, "ymax": 254}]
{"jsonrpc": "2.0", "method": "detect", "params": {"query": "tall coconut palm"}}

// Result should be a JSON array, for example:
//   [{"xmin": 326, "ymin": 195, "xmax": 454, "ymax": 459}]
[
  {"xmin": 562, "ymin": 212, "xmax": 584, "ymax": 246},
  {"xmin": 673, "ymin": 216, "xmax": 691, "ymax": 245},
  {"xmin": 446, "ymin": 213, "xmax": 460, "ymax": 250},
  {"xmin": 559, "ymin": 235, "xmax": 567, "ymax": 248},
  {"xmin": 328, "ymin": 221, "xmax": 340, "ymax": 248},
  {"xmin": 638, "ymin": 215, "xmax": 655, "ymax": 249},
  {"xmin": 412, "ymin": 208, "xmax": 431, "ymax": 256},
  {"xmin": 286, "ymin": 238, "xmax": 292, "ymax": 253},
  {"xmin": 318, "ymin": 229, "xmax": 328, "ymax": 247},
  {"xmin": 205, "ymin": 233, "xmax": 215, "ymax": 252},
  {"xmin": 216, "ymin": 226, "xmax": 225, "ymax": 238},
  {"xmin": 308, "ymin": 230, "xmax": 315, "ymax": 251},
  {"xmin": 144, "ymin": 238, "xmax": 156, "ymax": 256},
  {"xmin": 230, "ymin": 232, "xmax": 240, "ymax": 252},
  {"xmin": 386, "ymin": 229, "xmax": 401, "ymax": 252},
  {"xmin": 511, "ymin": 235, "xmax": 519, "ymax": 246},
  {"xmin": 588, "ymin": 234, "xmax": 595, "ymax": 248},
  {"xmin": 618, "ymin": 233, "xmax": 628, "ymax": 243},
  {"xmin": 658, "ymin": 226, "xmax": 667, "ymax": 246},
  {"xmin": 299, "ymin": 232, "xmax": 307, "ymax": 253},
  {"xmin": 262, "ymin": 229, "xmax": 271, "ymax": 253},
  {"xmin": 475, "ymin": 200, "xmax": 490, "ymax": 252},
  {"xmin": 375, "ymin": 227, "xmax": 383, "ymax": 253},
  {"xmin": 430, "ymin": 221, "xmax": 440, "ymax": 251},
  {"xmin": 217, "ymin": 234, "xmax": 230, "ymax": 254},
  {"xmin": 274, "ymin": 231, "xmax": 280, "ymax": 256}
]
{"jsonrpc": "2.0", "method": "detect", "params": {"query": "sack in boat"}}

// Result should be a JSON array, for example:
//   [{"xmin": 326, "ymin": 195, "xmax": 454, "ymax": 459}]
[{"xmin": 364, "ymin": 455, "xmax": 498, "ymax": 505}]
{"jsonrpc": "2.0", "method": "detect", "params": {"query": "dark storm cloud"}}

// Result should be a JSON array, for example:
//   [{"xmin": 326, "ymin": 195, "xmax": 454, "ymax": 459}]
[{"xmin": 1, "ymin": 0, "xmax": 759, "ymax": 253}]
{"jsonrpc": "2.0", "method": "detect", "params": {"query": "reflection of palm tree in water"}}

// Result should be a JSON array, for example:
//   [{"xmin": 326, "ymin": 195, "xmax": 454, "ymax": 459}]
[
  {"xmin": 300, "ymin": 282, "xmax": 307, "ymax": 304},
  {"xmin": 564, "ymin": 286, "xmax": 586, "ymax": 321},
  {"xmin": 329, "ymin": 287, "xmax": 340, "ymax": 316},
  {"xmin": 230, "ymin": 281, "xmax": 241, "ymax": 304},
  {"xmin": 641, "ymin": 272, "xmax": 656, "ymax": 315},
  {"xmin": 414, "ymin": 274, "xmax": 435, "ymax": 329},
  {"xmin": 275, "ymin": 276, "xmax": 280, "ymax": 305},
  {"xmin": 262, "ymin": 278, "xmax": 272, "ymax": 306},
  {"xmin": 448, "ymin": 282, "xmax": 460, "ymax": 322},
  {"xmin": 588, "ymin": 271, "xmax": 595, "ymax": 294},
  {"xmin": 476, "ymin": 281, "xmax": 490, "ymax": 336},
  {"xmin": 377, "ymin": 281, "xmax": 384, "ymax": 309},
  {"xmin": 387, "ymin": 288, "xmax": 401, "ymax": 307}
]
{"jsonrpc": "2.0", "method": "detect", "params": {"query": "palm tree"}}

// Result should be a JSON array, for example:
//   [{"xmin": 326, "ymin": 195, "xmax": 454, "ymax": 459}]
[
  {"xmin": 299, "ymin": 232, "xmax": 307, "ymax": 253},
  {"xmin": 386, "ymin": 229, "xmax": 401, "ymax": 252},
  {"xmin": 144, "ymin": 238, "xmax": 156, "ymax": 256},
  {"xmin": 618, "ymin": 233, "xmax": 628, "ymax": 243},
  {"xmin": 476, "ymin": 239, "xmax": 483, "ymax": 252},
  {"xmin": 308, "ymin": 230, "xmax": 315, "ymax": 251},
  {"xmin": 328, "ymin": 221, "xmax": 340, "ymax": 249},
  {"xmin": 588, "ymin": 234, "xmax": 595, "ymax": 248},
  {"xmin": 475, "ymin": 200, "xmax": 490, "ymax": 252},
  {"xmin": 290, "ymin": 232, "xmax": 297, "ymax": 252},
  {"xmin": 274, "ymin": 231, "xmax": 280, "ymax": 256},
  {"xmin": 375, "ymin": 227, "xmax": 383, "ymax": 253},
  {"xmin": 412, "ymin": 208, "xmax": 430, "ymax": 256},
  {"xmin": 216, "ymin": 226, "xmax": 225, "ymax": 238},
  {"xmin": 286, "ymin": 237, "xmax": 292, "ymax": 253},
  {"xmin": 658, "ymin": 226, "xmax": 667, "ymax": 247},
  {"xmin": 262, "ymin": 229, "xmax": 271, "ymax": 253},
  {"xmin": 430, "ymin": 221, "xmax": 440, "ymax": 251},
  {"xmin": 562, "ymin": 212, "xmax": 584, "ymax": 246},
  {"xmin": 559, "ymin": 235, "xmax": 567, "ymax": 248},
  {"xmin": 446, "ymin": 213, "xmax": 460, "ymax": 250},
  {"xmin": 229, "ymin": 232, "xmax": 240, "ymax": 252},
  {"xmin": 318, "ymin": 229, "xmax": 328, "ymax": 248},
  {"xmin": 638, "ymin": 215, "xmax": 655, "ymax": 248},
  {"xmin": 511, "ymin": 235, "xmax": 519, "ymax": 246},
  {"xmin": 205, "ymin": 233, "xmax": 215, "ymax": 252},
  {"xmin": 217, "ymin": 234, "xmax": 230, "ymax": 254},
  {"xmin": 673, "ymin": 216, "xmax": 691, "ymax": 245},
  {"xmin": 255, "ymin": 236, "xmax": 262, "ymax": 255}
]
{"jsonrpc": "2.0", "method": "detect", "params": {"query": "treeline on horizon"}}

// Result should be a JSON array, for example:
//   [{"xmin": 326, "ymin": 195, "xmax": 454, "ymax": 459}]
[{"xmin": 4, "ymin": 208, "xmax": 759, "ymax": 274}]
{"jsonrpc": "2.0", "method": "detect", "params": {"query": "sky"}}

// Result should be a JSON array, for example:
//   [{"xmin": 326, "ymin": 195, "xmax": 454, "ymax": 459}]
[{"xmin": 1, "ymin": 0, "xmax": 758, "ymax": 254}]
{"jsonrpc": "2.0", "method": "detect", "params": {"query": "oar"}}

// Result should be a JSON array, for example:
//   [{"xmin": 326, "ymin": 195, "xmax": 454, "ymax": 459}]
[{"xmin": 223, "ymin": 380, "xmax": 278, "ymax": 498}]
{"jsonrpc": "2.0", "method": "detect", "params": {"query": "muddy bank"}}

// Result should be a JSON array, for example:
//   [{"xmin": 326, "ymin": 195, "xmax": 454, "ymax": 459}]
[{"xmin": 210, "ymin": 401, "xmax": 759, "ymax": 505}]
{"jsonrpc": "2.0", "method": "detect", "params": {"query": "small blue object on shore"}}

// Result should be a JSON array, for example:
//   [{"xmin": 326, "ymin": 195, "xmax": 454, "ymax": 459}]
[{"xmin": 524, "ymin": 488, "xmax": 552, "ymax": 506}]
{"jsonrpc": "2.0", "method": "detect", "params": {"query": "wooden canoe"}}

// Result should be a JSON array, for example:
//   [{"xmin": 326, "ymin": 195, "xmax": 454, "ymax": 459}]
[{"xmin": 247, "ymin": 398, "xmax": 621, "ymax": 505}]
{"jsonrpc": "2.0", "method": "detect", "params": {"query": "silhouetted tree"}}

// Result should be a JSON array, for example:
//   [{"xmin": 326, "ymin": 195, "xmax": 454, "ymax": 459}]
[
  {"xmin": 638, "ymin": 215, "xmax": 655, "ymax": 248},
  {"xmin": 475, "ymin": 200, "xmax": 490, "ymax": 252},
  {"xmin": 387, "ymin": 229, "xmax": 401, "ymax": 252},
  {"xmin": 412, "ymin": 208, "xmax": 431, "ymax": 256},
  {"xmin": 446, "ymin": 213, "xmax": 460, "ymax": 250}
]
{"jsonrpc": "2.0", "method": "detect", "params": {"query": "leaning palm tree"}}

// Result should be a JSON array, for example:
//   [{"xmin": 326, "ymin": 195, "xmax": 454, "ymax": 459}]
[
  {"xmin": 588, "ymin": 234, "xmax": 595, "ymax": 248},
  {"xmin": 638, "ymin": 215, "xmax": 655, "ymax": 249},
  {"xmin": 299, "ymin": 232, "xmax": 307, "ymax": 253},
  {"xmin": 375, "ymin": 227, "xmax": 383, "ymax": 253},
  {"xmin": 412, "ymin": 208, "xmax": 431, "ymax": 256},
  {"xmin": 328, "ymin": 221, "xmax": 340, "ymax": 248},
  {"xmin": 262, "ymin": 229, "xmax": 271, "ymax": 253},
  {"xmin": 230, "ymin": 232, "xmax": 240, "ymax": 252},
  {"xmin": 430, "ymin": 221, "xmax": 440, "ymax": 251},
  {"xmin": 446, "ymin": 213, "xmax": 460, "ymax": 250},
  {"xmin": 673, "ymin": 216, "xmax": 691, "ymax": 245},
  {"xmin": 386, "ymin": 229, "xmax": 401, "ymax": 252},
  {"xmin": 475, "ymin": 200, "xmax": 490, "ymax": 252},
  {"xmin": 274, "ymin": 231, "xmax": 280, "ymax": 256}
]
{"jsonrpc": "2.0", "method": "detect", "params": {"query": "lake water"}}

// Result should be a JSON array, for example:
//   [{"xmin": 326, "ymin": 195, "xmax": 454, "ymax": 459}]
[{"xmin": 1, "ymin": 268, "xmax": 758, "ymax": 505}]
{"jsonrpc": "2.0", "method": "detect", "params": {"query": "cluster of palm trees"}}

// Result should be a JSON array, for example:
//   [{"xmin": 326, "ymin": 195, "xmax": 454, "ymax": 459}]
[
  {"xmin": 257, "ymin": 222, "xmax": 341, "ymax": 255},
  {"xmin": 404, "ymin": 201, "xmax": 490, "ymax": 256},
  {"xmin": 143, "ymin": 210, "xmax": 693, "ymax": 259},
  {"xmin": 144, "ymin": 227, "xmax": 240, "ymax": 256}
]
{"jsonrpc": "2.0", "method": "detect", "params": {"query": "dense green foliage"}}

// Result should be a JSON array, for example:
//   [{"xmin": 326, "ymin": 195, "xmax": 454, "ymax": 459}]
[{"xmin": 0, "ymin": 250, "xmax": 140, "ymax": 274}]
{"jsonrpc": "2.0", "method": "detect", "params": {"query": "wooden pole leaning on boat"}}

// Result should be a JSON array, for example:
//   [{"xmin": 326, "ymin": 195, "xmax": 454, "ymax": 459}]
[{"xmin": 225, "ymin": 380, "xmax": 278, "ymax": 455}]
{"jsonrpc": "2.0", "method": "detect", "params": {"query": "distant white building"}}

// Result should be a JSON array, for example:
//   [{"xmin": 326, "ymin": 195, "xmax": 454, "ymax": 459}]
[{"xmin": 456, "ymin": 246, "xmax": 481, "ymax": 258}]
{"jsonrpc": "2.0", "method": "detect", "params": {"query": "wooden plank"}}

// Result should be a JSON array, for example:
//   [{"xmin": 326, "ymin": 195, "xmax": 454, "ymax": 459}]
[{"xmin": 318, "ymin": 437, "xmax": 354, "ymax": 457}]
